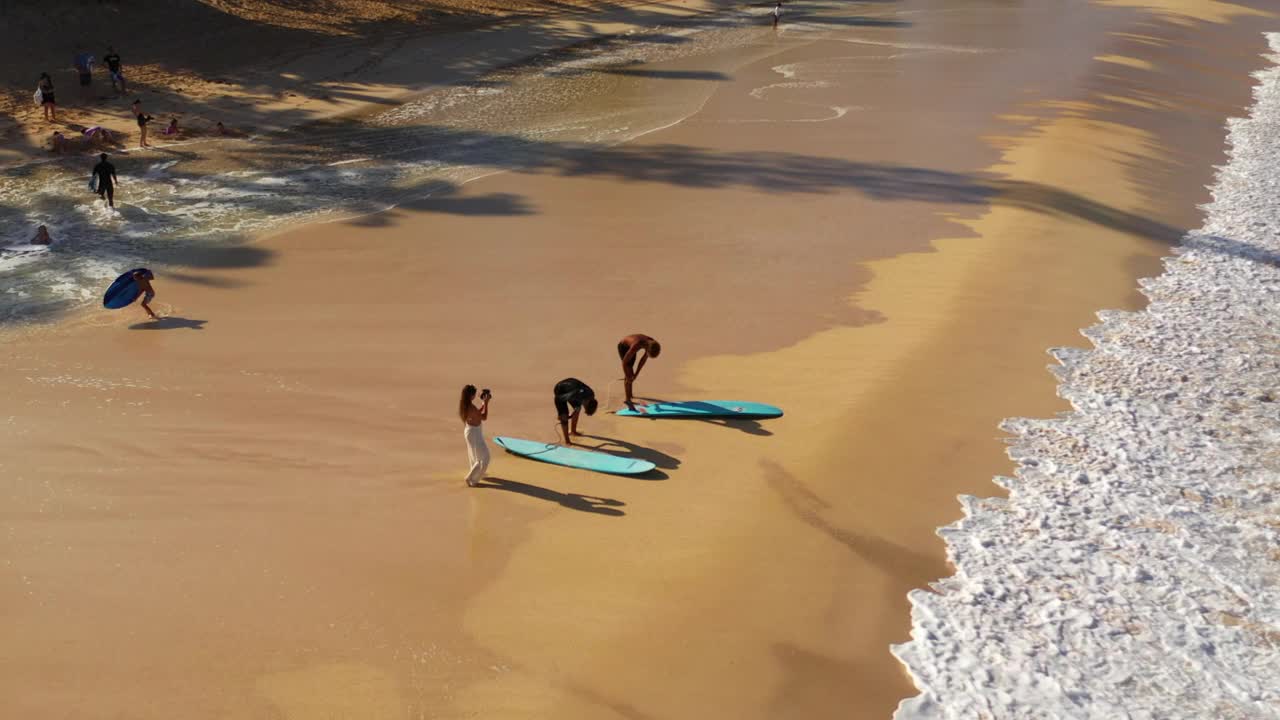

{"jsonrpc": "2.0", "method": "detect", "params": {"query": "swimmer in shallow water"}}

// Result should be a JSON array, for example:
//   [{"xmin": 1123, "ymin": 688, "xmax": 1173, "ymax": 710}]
[{"xmin": 31, "ymin": 225, "xmax": 52, "ymax": 245}]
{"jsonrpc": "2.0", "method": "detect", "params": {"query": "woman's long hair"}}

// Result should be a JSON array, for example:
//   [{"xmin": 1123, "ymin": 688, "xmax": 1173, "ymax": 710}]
[{"xmin": 459, "ymin": 384, "xmax": 477, "ymax": 423}]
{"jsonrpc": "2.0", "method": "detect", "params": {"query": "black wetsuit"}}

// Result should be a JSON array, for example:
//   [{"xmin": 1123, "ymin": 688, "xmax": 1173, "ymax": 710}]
[
  {"xmin": 93, "ymin": 160, "xmax": 116, "ymax": 206},
  {"xmin": 104, "ymin": 53, "xmax": 122, "ymax": 74},
  {"xmin": 554, "ymin": 378, "xmax": 595, "ymax": 418}
]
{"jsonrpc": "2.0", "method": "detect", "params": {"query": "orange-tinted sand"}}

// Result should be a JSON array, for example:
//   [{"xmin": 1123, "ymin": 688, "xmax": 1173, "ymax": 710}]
[{"xmin": 1, "ymin": 1, "xmax": 1275, "ymax": 718}]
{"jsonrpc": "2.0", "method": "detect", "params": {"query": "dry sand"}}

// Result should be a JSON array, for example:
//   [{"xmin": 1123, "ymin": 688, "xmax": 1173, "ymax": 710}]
[{"xmin": 2, "ymin": 0, "xmax": 1276, "ymax": 718}]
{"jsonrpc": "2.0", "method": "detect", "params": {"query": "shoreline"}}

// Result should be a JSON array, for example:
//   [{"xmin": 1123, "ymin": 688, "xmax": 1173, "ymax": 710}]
[
  {"xmin": 2, "ymin": 1, "xmax": 1277, "ymax": 718},
  {"xmin": 893, "ymin": 32, "xmax": 1280, "ymax": 717}
]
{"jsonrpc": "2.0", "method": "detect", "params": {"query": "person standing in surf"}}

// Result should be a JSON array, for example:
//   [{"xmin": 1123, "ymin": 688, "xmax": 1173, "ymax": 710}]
[
  {"xmin": 617, "ymin": 333, "xmax": 661, "ymax": 409},
  {"xmin": 554, "ymin": 377, "xmax": 597, "ymax": 445},
  {"xmin": 132, "ymin": 269, "xmax": 158, "ymax": 320},
  {"xmin": 772, "ymin": 0, "xmax": 782, "ymax": 28},
  {"xmin": 92, "ymin": 153, "xmax": 118, "ymax": 208},
  {"xmin": 460, "ymin": 385, "xmax": 492, "ymax": 487}
]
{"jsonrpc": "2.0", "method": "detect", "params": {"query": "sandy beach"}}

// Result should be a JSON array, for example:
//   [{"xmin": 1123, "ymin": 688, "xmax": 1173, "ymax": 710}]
[{"xmin": 2, "ymin": 1, "xmax": 1276, "ymax": 718}]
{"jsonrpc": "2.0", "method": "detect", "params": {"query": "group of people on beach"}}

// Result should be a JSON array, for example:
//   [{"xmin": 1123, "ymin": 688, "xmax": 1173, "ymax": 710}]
[
  {"xmin": 38, "ymin": 44, "xmax": 242, "ymax": 153},
  {"xmin": 459, "ymin": 333, "xmax": 661, "ymax": 487},
  {"xmin": 37, "ymin": 44, "xmax": 126, "ymax": 122}
]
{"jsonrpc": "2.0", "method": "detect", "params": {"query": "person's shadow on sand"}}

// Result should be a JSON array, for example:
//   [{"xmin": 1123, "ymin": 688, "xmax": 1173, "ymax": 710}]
[
  {"xmin": 475, "ymin": 477, "xmax": 626, "ymax": 516},
  {"xmin": 579, "ymin": 434, "xmax": 681, "ymax": 471},
  {"xmin": 129, "ymin": 316, "xmax": 207, "ymax": 330}
]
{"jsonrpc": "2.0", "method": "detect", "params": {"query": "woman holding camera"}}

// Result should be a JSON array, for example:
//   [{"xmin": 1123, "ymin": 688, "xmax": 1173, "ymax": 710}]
[{"xmin": 459, "ymin": 385, "xmax": 491, "ymax": 487}]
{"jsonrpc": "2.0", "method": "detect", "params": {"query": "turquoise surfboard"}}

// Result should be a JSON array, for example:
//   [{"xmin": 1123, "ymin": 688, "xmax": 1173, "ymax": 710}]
[
  {"xmin": 493, "ymin": 436, "xmax": 656, "ymax": 475},
  {"xmin": 616, "ymin": 400, "xmax": 783, "ymax": 420}
]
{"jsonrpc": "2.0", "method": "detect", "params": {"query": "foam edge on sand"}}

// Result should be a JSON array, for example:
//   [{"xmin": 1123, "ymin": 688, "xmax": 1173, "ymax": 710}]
[{"xmin": 891, "ymin": 32, "xmax": 1280, "ymax": 720}]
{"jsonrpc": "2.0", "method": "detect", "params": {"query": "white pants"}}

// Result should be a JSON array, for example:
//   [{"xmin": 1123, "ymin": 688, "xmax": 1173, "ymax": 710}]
[{"xmin": 464, "ymin": 424, "xmax": 490, "ymax": 486}]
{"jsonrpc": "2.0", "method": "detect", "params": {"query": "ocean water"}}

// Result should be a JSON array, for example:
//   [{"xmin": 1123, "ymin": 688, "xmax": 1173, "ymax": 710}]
[{"xmin": 892, "ymin": 33, "xmax": 1280, "ymax": 720}]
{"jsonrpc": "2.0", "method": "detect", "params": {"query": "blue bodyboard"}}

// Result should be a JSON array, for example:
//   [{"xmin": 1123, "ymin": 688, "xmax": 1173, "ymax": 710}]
[
  {"xmin": 493, "ymin": 436, "xmax": 656, "ymax": 475},
  {"xmin": 103, "ymin": 267, "xmax": 150, "ymax": 309}
]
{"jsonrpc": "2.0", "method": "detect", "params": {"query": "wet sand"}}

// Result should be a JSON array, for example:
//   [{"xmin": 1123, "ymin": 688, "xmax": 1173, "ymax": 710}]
[{"xmin": 2, "ymin": 1, "xmax": 1276, "ymax": 718}]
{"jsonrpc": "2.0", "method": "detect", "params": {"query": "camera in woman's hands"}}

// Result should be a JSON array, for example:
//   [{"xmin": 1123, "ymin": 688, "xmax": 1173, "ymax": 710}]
[{"xmin": 481, "ymin": 388, "xmax": 492, "ymax": 400}]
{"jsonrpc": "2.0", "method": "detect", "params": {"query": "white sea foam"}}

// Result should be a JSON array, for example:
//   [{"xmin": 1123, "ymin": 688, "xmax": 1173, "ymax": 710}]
[{"xmin": 891, "ymin": 34, "xmax": 1280, "ymax": 720}]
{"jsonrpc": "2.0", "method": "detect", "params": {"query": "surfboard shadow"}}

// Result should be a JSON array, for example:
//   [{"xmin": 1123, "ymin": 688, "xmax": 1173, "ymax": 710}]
[
  {"xmin": 128, "ymin": 316, "xmax": 207, "ymax": 330},
  {"xmin": 630, "ymin": 397, "xmax": 774, "ymax": 437},
  {"xmin": 579, "ymin": 434, "xmax": 681, "ymax": 472},
  {"xmin": 475, "ymin": 477, "xmax": 626, "ymax": 516}
]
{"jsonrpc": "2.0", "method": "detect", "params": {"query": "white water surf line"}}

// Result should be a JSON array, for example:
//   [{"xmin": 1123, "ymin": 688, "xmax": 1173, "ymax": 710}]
[{"xmin": 891, "ymin": 33, "xmax": 1280, "ymax": 720}]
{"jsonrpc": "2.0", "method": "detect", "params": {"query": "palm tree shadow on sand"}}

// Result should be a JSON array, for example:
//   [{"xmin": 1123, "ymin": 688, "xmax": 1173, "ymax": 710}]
[{"xmin": 475, "ymin": 477, "xmax": 626, "ymax": 516}]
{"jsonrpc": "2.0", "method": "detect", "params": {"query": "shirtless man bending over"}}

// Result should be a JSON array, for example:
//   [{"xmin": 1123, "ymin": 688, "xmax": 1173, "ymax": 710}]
[{"xmin": 617, "ymin": 333, "xmax": 661, "ymax": 408}]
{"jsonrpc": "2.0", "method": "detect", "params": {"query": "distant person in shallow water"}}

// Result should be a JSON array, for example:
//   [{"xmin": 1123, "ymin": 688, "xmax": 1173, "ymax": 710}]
[
  {"xmin": 554, "ymin": 377, "xmax": 597, "ymax": 445},
  {"xmin": 31, "ymin": 225, "xmax": 52, "ymax": 245},
  {"xmin": 617, "ymin": 333, "xmax": 661, "ymax": 409},
  {"xmin": 163, "ymin": 117, "xmax": 179, "ymax": 136},
  {"xmin": 460, "ymin": 385, "xmax": 491, "ymax": 487},
  {"xmin": 772, "ymin": 1, "xmax": 782, "ymax": 28},
  {"xmin": 132, "ymin": 269, "xmax": 157, "ymax": 319},
  {"xmin": 92, "ymin": 153, "xmax": 118, "ymax": 208}
]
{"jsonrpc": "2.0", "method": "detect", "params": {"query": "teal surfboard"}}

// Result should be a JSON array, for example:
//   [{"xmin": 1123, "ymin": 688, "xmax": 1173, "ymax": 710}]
[
  {"xmin": 493, "ymin": 436, "xmax": 656, "ymax": 475},
  {"xmin": 616, "ymin": 400, "xmax": 783, "ymax": 420}
]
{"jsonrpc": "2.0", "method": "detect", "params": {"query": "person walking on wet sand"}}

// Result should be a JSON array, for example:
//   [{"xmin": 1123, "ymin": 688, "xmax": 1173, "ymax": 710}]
[
  {"xmin": 92, "ymin": 153, "xmax": 118, "ymax": 208},
  {"xmin": 554, "ymin": 377, "xmax": 597, "ymax": 445},
  {"xmin": 37, "ymin": 73, "xmax": 56, "ymax": 121},
  {"xmin": 103, "ymin": 46, "xmax": 126, "ymax": 95},
  {"xmin": 617, "ymin": 333, "xmax": 661, "ymax": 409},
  {"xmin": 460, "ymin": 385, "xmax": 491, "ymax": 487},
  {"xmin": 132, "ymin": 269, "xmax": 158, "ymax": 319},
  {"xmin": 772, "ymin": 1, "xmax": 783, "ymax": 28}
]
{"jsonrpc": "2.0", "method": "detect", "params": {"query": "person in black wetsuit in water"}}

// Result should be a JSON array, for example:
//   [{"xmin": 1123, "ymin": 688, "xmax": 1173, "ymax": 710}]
[
  {"xmin": 554, "ymin": 377, "xmax": 597, "ymax": 445},
  {"xmin": 92, "ymin": 153, "xmax": 118, "ymax": 208}
]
